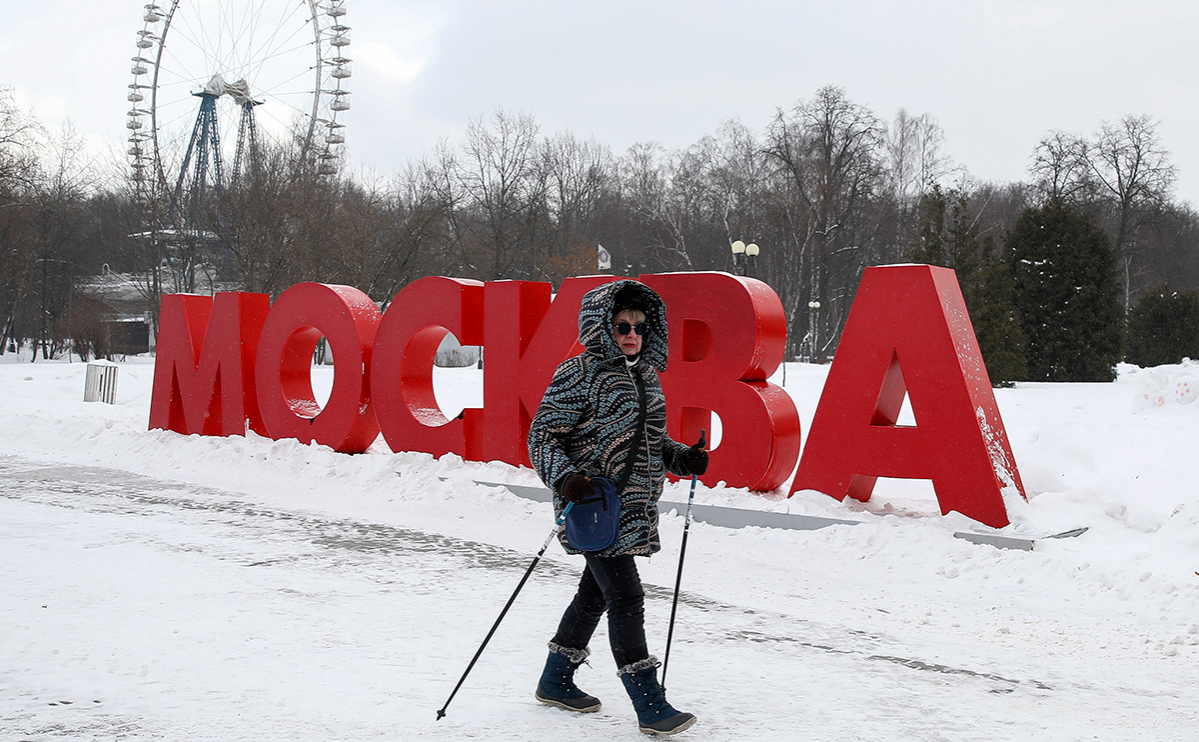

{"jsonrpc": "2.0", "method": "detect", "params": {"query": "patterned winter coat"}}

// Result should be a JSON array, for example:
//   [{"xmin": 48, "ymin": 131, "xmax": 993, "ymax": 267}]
[{"xmin": 528, "ymin": 280, "xmax": 692, "ymax": 557}]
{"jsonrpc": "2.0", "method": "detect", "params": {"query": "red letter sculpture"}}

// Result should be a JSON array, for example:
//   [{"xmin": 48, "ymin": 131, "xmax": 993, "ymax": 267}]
[
  {"xmin": 476, "ymin": 276, "xmax": 617, "ymax": 466},
  {"xmin": 149, "ymin": 291, "xmax": 270, "ymax": 436},
  {"xmin": 643, "ymin": 272, "xmax": 800, "ymax": 491},
  {"xmin": 254, "ymin": 283, "xmax": 381, "ymax": 453},
  {"xmin": 789, "ymin": 264, "xmax": 1025, "ymax": 527},
  {"xmin": 371, "ymin": 276, "xmax": 485, "ymax": 459}
]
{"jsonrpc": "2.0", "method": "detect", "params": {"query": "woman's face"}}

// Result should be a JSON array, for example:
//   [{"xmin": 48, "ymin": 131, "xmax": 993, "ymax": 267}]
[{"xmin": 612, "ymin": 309, "xmax": 646, "ymax": 357}]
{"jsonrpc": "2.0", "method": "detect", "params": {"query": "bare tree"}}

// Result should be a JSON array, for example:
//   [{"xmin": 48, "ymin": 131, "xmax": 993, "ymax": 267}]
[
  {"xmin": 366, "ymin": 161, "xmax": 459, "ymax": 303},
  {"xmin": 1030, "ymin": 116, "xmax": 1177, "ymax": 305},
  {"xmin": 539, "ymin": 131, "xmax": 615, "ymax": 283},
  {"xmin": 221, "ymin": 141, "xmax": 304, "ymax": 296},
  {"xmin": 0, "ymin": 89, "xmax": 39, "ymax": 190},
  {"xmin": 764, "ymin": 86, "xmax": 886, "ymax": 358},
  {"xmin": 883, "ymin": 109, "xmax": 956, "ymax": 276},
  {"xmin": 1031, "ymin": 130, "xmax": 1091, "ymax": 202},
  {"xmin": 1089, "ymin": 116, "xmax": 1177, "ymax": 305},
  {"xmin": 26, "ymin": 125, "xmax": 98, "ymax": 359},
  {"xmin": 694, "ymin": 119, "xmax": 772, "ymax": 274},
  {"xmin": 886, "ymin": 109, "xmax": 953, "ymax": 205},
  {"xmin": 412, "ymin": 142, "xmax": 472, "ymax": 278},
  {"xmin": 615, "ymin": 141, "xmax": 682, "ymax": 272},
  {"xmin": 0, "ymin": 88, "xmax": 41, "ymax": 354},
  {"xmin": 456, "ymin": 109, "xmax": 548, "ymax": 280}
]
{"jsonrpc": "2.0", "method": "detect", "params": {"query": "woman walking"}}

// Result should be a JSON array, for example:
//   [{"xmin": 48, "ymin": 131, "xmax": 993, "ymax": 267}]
[{"xmin": 527, "ymin": 279, "xmax": 707, "ymax": 735}]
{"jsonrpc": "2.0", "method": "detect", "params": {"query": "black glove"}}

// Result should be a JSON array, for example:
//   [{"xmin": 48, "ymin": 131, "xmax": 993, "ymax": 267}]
[
  {"xmin": 561, "ymin": 474, "xmax": 595, "ymax": 504},
  {"xmin": 681, "ymin": 441, "xmax": 708, "ymax": 476}
]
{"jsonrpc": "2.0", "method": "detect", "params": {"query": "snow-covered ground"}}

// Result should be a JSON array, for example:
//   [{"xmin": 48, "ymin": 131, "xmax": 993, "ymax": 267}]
[{"xmin": 2, "ymin": 353, "xmax": 1198, "ymax": 741}]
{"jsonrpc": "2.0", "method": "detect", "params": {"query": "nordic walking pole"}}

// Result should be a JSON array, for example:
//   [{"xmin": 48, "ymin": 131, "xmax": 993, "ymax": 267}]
[
  {"xmin": 662, "ymin": 429, "xmax": 704, "ymax": 690},
  {"xmin": 436, "ymin": 502, "xmax": 574, "ymax": 720}
]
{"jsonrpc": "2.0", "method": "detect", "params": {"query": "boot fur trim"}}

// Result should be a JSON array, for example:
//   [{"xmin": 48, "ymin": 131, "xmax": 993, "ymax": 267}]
[
  {"xmin": 547, "ymin": 641, "xmax": 591, "ymax": 664},
  {"xmin": 616, "ymin": 655, "xmax": 660, "ymax": 677}
]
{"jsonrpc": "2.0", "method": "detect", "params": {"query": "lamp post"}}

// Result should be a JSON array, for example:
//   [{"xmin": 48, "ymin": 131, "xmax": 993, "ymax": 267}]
[
  {"xmin": 730, "ymin": 240, "xmax": 760, "ymax": 276},
  {"xmin": 807, "ymin": 299, "xmax": 821, "ymax": 363}
]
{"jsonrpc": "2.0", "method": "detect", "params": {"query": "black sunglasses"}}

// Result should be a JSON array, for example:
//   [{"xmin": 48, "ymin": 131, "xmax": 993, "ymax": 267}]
[{"xmin": 614, "ymin": 321, "xmax": 650, "ymax": 337}]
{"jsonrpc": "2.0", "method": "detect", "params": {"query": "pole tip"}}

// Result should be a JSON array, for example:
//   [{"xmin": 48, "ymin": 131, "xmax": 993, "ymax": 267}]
[{"xmin": 436, "ymin": 709, "xmax": 446, "ymax": 721}]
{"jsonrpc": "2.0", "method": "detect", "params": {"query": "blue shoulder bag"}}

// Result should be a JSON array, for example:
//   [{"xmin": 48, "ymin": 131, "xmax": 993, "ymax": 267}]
[{"xmin": 565, "ymin": 476, "xmax": 620, "ymax": 552}]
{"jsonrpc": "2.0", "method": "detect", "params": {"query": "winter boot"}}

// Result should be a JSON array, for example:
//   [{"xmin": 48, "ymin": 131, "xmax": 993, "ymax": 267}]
[
  {"xmin": 618, "ymin": 657, "xmax": 697, "ymax": 735},
  {"xmin": 535, "ymin": 643, "xmax": 601, "ymax": 712}
]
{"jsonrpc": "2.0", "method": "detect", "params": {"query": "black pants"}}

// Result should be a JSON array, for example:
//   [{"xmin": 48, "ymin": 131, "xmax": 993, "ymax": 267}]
[{"xmin": 551, "ymin": 553, "xmax": 649, "ymax": 669}]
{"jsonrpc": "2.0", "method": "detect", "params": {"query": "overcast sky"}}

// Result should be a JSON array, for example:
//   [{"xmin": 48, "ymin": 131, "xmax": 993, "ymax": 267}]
[{"xmin": 4, "ymin": 0, "xmax": 1199, "ymax": 205}]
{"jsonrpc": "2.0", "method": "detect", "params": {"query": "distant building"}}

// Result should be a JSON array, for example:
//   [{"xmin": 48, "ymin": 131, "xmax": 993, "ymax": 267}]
[{"xmin": 75, "ymin": 271, "xmax": 154, "ymax": 356}]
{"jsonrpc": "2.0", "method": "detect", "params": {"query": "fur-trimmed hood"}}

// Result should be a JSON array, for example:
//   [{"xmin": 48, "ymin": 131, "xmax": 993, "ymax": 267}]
[{"xmin": 577, "ymin": 280, "xmax": 669, "ymax": 372}]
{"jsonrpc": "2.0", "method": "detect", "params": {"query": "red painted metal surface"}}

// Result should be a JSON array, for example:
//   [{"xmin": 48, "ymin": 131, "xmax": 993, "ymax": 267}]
[
  {"xmin": 254, "ymin": 282, "xmax": 381, "ymax": 453},
  {"xmin": 790, "ymin": 265, "xmax": 1024, "ymax": 527},
  {"xmin": 149, "ymin": 291, "xmax": 269, "ymax": 437},
  {"xmin": 644, "ymin": 272, "xmax": 800, "ymax": 492}
]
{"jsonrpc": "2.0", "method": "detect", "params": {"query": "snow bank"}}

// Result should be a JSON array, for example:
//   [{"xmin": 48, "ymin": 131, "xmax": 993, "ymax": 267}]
[{"xmin": 2, "ymin": 353, "xmax": 1197, "ymax": 740}]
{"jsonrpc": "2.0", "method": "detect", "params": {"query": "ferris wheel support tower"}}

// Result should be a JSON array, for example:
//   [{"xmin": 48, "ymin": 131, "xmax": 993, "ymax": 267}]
[{"xmin": 127, "ymin": 0, "xmax": 353, "ymax": 222}]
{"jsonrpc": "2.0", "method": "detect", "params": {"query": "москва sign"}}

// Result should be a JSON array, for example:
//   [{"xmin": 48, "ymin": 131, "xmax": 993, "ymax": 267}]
[{"xmin": 150, "ymin": 266, "xmax": 1025, "ymax": 528}]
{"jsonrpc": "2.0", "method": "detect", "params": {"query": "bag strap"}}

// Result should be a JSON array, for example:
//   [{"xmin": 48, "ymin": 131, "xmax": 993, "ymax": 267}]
[{"xmin": 613, "ymin": 369, "xmax": 648, "ymax": 497}]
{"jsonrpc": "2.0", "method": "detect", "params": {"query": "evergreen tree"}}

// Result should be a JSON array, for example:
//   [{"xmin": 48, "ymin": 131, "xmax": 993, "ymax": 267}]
[
  {"xmin": 1006, "ymin": 199, "xmax": 1124, "ymax": 381},
  {"xmin": 907, "ymin": 186, "xmax": 1026, "ymax": 385},
  {"xmin": 1125, "ymin": 286, "xmax": 1199, "ymax": 366},
  {"xmin": 907, "ymin": 186, "xmax": 978, "ymax": 279},
  {"xmin": 966, "ymin": 236, "xmax": 1028, "ymax": 385},
  {"xmin": 907, "ymin": 185, "xmax": 951, "ymax": 267}
]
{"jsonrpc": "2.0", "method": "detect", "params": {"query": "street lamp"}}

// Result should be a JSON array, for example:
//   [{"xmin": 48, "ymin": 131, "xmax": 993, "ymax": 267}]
[
  {"xmin": 744, "ymin": 242, "xmax": 759, "ymax": 275},
  {"xmin": 807, "ymin": 300, "xmax": 821, "ymax": 363},
  {"xmin": 730, "ymin": 240, "xmax": 760, "ymax": 276}
]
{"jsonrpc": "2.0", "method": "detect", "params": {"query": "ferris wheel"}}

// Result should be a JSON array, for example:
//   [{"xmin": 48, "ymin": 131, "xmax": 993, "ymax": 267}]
[{"xmin": 126, "ymin": 0, "xmax": 352, "ymax": 212}]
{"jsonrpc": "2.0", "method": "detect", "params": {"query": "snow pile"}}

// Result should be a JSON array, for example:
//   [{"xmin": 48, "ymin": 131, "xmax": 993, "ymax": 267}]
[
  {"xmin": 1131, "ymin": 359, "xmax": 1199, "ymax": 408},
  {"xmin": 1, "ymin": 354, "xmax": 1198, "ymax": 741}
]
